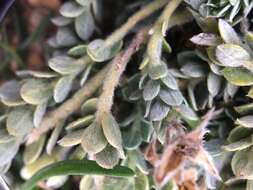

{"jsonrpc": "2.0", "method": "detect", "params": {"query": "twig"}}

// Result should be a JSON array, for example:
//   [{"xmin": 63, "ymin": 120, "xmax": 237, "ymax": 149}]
[
  {"xmin": 96, "ymin": 29, "xmax": 149, "ymax": 121},
  {"xmin": 105, "ymin": 0, "xmax": 168, "ymax": 46},
  {"xmin": 27, "ymin": 65, "xmax": 110, "ymax": 144}
]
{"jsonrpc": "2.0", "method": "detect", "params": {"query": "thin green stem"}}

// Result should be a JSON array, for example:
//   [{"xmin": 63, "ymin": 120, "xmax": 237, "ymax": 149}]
[
  {"xmin": 147, "ymin": 0, "xmax": 183, "ymax": 65},
  {"xmin": 104, "ymin": 0, "xmax": 168, "ymax": 46}
]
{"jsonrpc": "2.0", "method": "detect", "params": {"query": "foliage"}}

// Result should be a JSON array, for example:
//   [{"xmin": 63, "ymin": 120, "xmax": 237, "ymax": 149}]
[{"xmin": 0, "ymin": 0, "xmax": 253, "ymax": 189}]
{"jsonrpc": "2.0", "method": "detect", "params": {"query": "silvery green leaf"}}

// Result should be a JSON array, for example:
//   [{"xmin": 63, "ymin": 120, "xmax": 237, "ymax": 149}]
[
  {"xmin": 228, "ymin": 126, "xmax": 252, "ymax": 143},
  {"xmin": 46, "ymin": 121, "xmax": 65, "ymax": 155},
  {"xmin": 16, "ymin": 70, "xmax": 58, "ymax": 78},
  {"xmin": 75, "ymin": 10, "xmax": 95, "ymax": 40},
  {"xmin": 236, "ymin": 116, "xmax": 253, "ymax": 128},
  {"xmin": 222, "ymin": 67, "xmax": 253, "ymax": 86},
  {"xmin": 21, "ymin": 79, "xmax": 52, "ymax": 105},
  {"xmin": 139, "ymin": 73, "xmax": 148, "ymax": 89},
  {"xmin": 176, "ymin": 104, "xmax": 198, "ymax": 121},
  {"xmin": 148, "ymin": 62, "xmax": 168, "ymax": 80},
  {"xmin": 190, "ymin": 33, "xmax": 222, "ymax": 46},
  {"xmin": 0, "ymin": 140, "xmax": 19, "ymax": 167},
  {"xmin": 229, "ymin": 0, "xmax": 240, "ymax": 23},
  {"xmin": 216, "ymin": 44, "xmax": 250, "ymax": 67},
  {"xmin": 54, "ymin": 75, "xmax": 74, "ymax": 103},
  {"xmin": 0, "ymin": 162, "xmax": 11, "ymax": 174},
  {"xmin": 23, "ymin": 134, "xmax": 46, "ymax": 164},
  {"xmin": 232, "ymin": 149, "xmax": 253, "ymax": 179},
  {"xmin": 226, "ymin": 82, "xmax": 238, "ymax": 97},
  {"xmin": 161, "ymin": 73, "xmax": 178, "ymax": 90},
  {"xmin": 94, "ymin": 145, "xmax": 119, "ymax": 169},
  {"xmin": 80, "ymin": 64, "xmax": 92, "ymax": 86},
  {"xmin": 66, "ymin": 115, "xmax": 94, "ymax": 131},
  {"xmin": 0, "ymin": 80, "xmax": 24, "ymax": 106},
  {"xmin": 81, "ymin": 98, "xmax": 98, "ymax": 115},
  {"xmin": 7, "ymin": 107, "xmax": 34, "ymax": 137},
  {"xmin": 101, "ymin": 113, "xmax": 123, "ymax": 151},
  {"xmin": 207, "ymin": 72, "xmax": 222, "ymax": 96},
  {"xmin": 56, "ymin": 27, "xmax": 78, "ymax": 47},
  {"xmin": 69, "ymin": 145, "xmax": 86, "ymax": 160},
  {"xmin": 68, "ymin": 45, "xmax": 87, "ymax": 57},
  {"xmin": 0, "ymin": 129, "xmax": 15, "ymax": 143},
  {"xmin": 140, "ymin": 119, "xmax": 153, "ymax": 142},
  {"xmin": 76, "ymin": 0, "xmax": 92, "ymax": 6},
  {"xmin": 218, "ymin": 19, "xmax": 242, "ymax": 45},
  {"xmin": 81, "ymin": 122, "xmax": 107, "ymax": 154},
  {"xmin": 60, "ymin": 2, "xmax": 85, "ymax": 18},
  {"xmin": 49, "ymin": 56, "xmax": 84, "ymax": 75},
  {"xmin": 223, "ymin": 137, "xmax": 253, "ymax": 151},
  {"xmin": 246, "ymin": 32, "xmax": 253, "ymax": 51},
  {"xmin": 247, "ymin": 180, "xmax": 253, "ymax": 190},
  {"xmin": 135, "ymin": 170, "xmax": 149, "ymax": 190},
  {"xmin": 119, "ymin": 114, "xmax": 135, "ymax": 127},
  {"xmin": 149, "ymin": 101, "xmax": 170, "ymax": 121},
  {"xmin": 58, "ymin": 129, "xmax": 83, "ymax": 147},
  {"xmin": 33, "ymin": 102, "xmax": 47, "ymax": 128},
  {"xmin": 87, "ymin": 39, "xmax": 122, "ymax": 62},
  {"xmin": 209, "ymin": 63, "xmax": 222, "ymax": 75},
  {"xmin": 143, "ymin": 80, "xmax": 160, "ymax": 101},
  {"xmin": 51, "ymin": 16, "xmax": 72, "ymax": 26},
  {"xmin": 180, "ymin": 62, "xmax": 207, "ymax": 78},
  {"xmin": 46, "ymin": 176, "xmax": 68, "ymax": 189},
  {"xmin": 79, "ymin": 176, "xmax": 94, "ymax": 190},
  {"xmin": 159, "ymin": 89, "xmax": 184, "ymax": 106},
  {"xmin": 131, "ymin": 150, "xmax": 149, "ymax": 174}
]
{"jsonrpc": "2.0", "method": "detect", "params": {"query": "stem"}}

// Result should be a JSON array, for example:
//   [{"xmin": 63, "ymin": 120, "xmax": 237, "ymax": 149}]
[
  {"xmin": 147, "ymin": 0, "xmax": 183, "ymax": 65},
  {"xmin": 27, "ymin": 65, "xmax": 110, "ymax": 144},
  {"xmin": 96, "ymin": 29, "xmax": 149, "ymax": 121},
  {"xmin": 105, "ymin": 0, "xmax": 168, "ymax": 46}
]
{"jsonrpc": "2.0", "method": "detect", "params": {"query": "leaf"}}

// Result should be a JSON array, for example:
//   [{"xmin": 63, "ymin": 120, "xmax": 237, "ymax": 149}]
[
  {"xmin": 66, "ymin": 115, "xmax": 94, "ymax": 130},
  {"xmin": 0, "ymin": 129, "xmax": 15, "ymax": 143},
  {"xmin": 135, "ymin": 170, "xmax": 149, "ymax": 190},
  {"xmin": 54, "ymin": 75, "xmax": 74, "ymax": 103},
  {"xmin": 76, "ymin": 0, "xmax": 92, "ymax": 6},
  {"xmin": 140, "ymin": 120, "xmax": 153, "ymax": 142},
  {"xmin": 228, "ymin": 126, "xmax": 252, "ymax": 143},
  {"xmin": 0, "ymin": 140, "xmax": 19, "ymax": 167},
  {"xmin": 207, "ymin": 72, "xmax": 222, "ymax": 96},
  {"xmin": 75, "ymin": 10, "xmax": 95, "ymax": 40},
  {"xmin": 7, "ymin": 107, "xmax": 34, "ymax": 137},
  {"xmin": 94, "ymin": 145, "xmax": 120, "ymax": 169},
  {"xmin": 231, "ymin": 149, "xmax": 253, "ymax": 179},
  {"xmin": 190, "ymin": 33, "xmax": 222, "ymax": 46},
  {"xmin": 23, "ymin": 135, "xmax": 46, "ymax": 165},
  {"xmin": 223, "ymin": 137, "xmax": 253, "ymax": 151},
  {"xmin": 149, "ymin": 101, "xmax": 170, "ymax": 121},
  {"xmin": 49, "ymin": 56, "xmax": 84, "ymax": 75},
  {"xmin": 236, "ymin": 116, "xmax": 253, "ymax": 128},
  {"xmin": 161, "ymin": 73, "xmax": 178, "ymax": 90},
  {"xmin": 101, "ymin": 113, "xmax": 123, "ymax": 151},
  {"xmin": 81, "ymin": 98, "xmax": 98, "ymax": 115},
  {"xmin": 176, "ymin": 104, "xmax": 198, "ymax": 121},
  {"xmin": 68, "ymin": 45, "xmax": 87, "ymax": 57},
  {"xmin": 148, "ymin": 63, "xmax": 168, "ymax": 80},
  {"xmin": 216, "ymin": 44, "xmax": 250, "ymax": 67},
  {"xmin": 218, "ymin": 19, "xmax": 241, "ymax": 45},
  {"xmin": 51, "ymin": 16, "xmax": 72, "ymax": 27},
  {"xmin": 21, "ymin": 159, "xmax": 134, "ymax": 190},
  {"xmin": 87, "ymin": 39, "xmax": 122, "ymax": 62},
  {"xmin": 143, "ymin": 80, "xmax": 160, "ymax": 101},
  {"xmin": 180, "ymin": 62, "xmax": 207, "ymax": 78},
  {"xmin": 58, "ymin": 129, "xmax": 83, "ymax": 147},
  {"xmin": 20, "ymin": 79, "xmax": 52, "ymax": 105},
  {"xmin": 159, "ymin": 89, "xmax": 184, "ymax": 106},
  {"xmin": 0, "ymin": 80, "xmax": 24, "ymax": 106},
  {"xmin": 222, "ymin": 67, "xmax": 253, "ymax": 86},
  {"xmin": 122, "ymin": 118, "xmax": 142, "ymax": 150},
  {"xmin": 81, "ymin": 122, "xmax": 107, "ymax": 154},
  {"xmin": 80, "ymin": 64, "xmax": 92, "ymax": 86},
  {"xmin": 59, "ymin": 2, "xmax": 85, "ymax": 18},
  {"xmin": 246, "ymin": 31, "xmax": 253, "ymax": 51},
  {"xmin": 33, "ymin": 102, "xmax": 47, "ymax": 127},
  {"xmin": 56, "ymin": 27, "xmax": 78, "ymax": 47},
  {"xmin": 17, "ymin": 70, "xmax": 58, "ymax": 79},
  {"xmin": 79, "ymin": 176, "xmax": 94, "ymax": 190}
]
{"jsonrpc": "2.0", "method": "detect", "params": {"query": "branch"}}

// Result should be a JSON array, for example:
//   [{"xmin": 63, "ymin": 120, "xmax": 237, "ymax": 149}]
[{"xmin": 96, "ymin": 29, "xmax": 149, "ymax": 121}]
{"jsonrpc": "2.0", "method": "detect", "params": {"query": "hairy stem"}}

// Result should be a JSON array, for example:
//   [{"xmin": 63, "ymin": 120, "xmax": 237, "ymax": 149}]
[
  {"xmin": 147, "ymin": 0, "xmax": 183, "ymax": 65},
  {"xmin": 96, "ymin": 29, "xmax": 149, "ymax": 121},
  {"xmin": 105, "ymin": 0, "xmax": 168, "ymax": 46}
]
